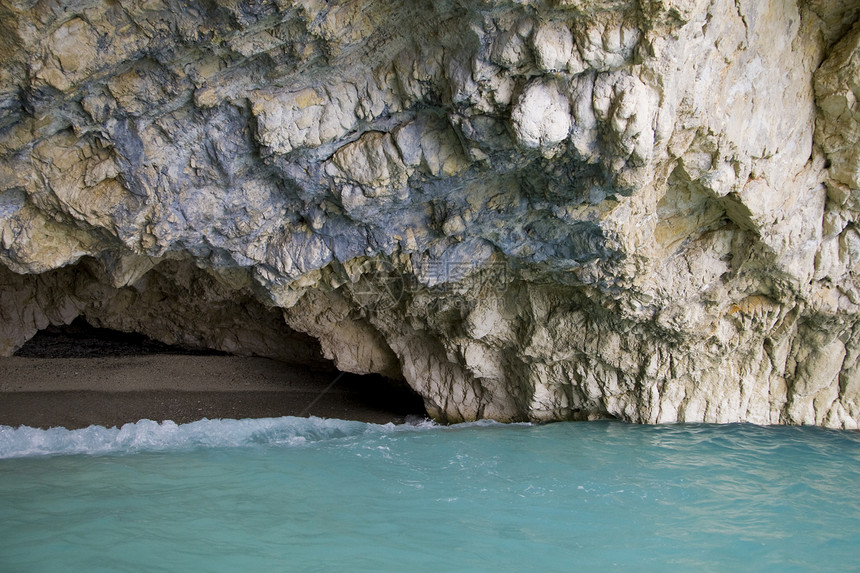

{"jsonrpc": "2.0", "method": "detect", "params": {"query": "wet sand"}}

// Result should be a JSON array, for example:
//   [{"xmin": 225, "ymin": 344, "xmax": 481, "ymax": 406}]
[{"xmin": 0, "ymin": 354, "xmax": 426, "ymax": 429}]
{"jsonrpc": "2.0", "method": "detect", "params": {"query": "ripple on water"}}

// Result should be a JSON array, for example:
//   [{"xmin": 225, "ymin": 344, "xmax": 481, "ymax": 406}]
[{"xmin": 0, "ymin": 419, "xmax": 859, "ymax": 572}]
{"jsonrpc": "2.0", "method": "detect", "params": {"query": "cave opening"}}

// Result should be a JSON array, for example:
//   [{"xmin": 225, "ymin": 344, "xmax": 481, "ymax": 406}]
[
  {"xmin": 13, "ymin": 317, "xmax": 230, "ymax": 358},
  {"xmin": 5, "ymin": 317, "xmax": 427, "ymax": 429}
]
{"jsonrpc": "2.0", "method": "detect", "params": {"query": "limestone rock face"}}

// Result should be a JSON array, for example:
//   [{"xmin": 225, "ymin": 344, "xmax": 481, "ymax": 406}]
[{"xmin": 2, "ymin": 0, "xmax": 860, "ymax": 427}]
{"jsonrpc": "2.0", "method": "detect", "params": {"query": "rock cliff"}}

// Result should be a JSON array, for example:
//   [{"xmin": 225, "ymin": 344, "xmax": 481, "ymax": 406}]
[{"xmin": 2, "ymin": 0, "xmax": 860, "ymax": 427}]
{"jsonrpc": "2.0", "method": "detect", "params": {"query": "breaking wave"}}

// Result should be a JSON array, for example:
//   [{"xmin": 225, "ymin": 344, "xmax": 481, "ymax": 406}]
[{"xmin": 0, "ymin": 416, "xmax": 442, "ymax": 459}]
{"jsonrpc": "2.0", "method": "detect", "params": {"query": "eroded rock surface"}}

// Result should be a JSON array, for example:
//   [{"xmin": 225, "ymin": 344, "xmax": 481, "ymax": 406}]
[{"xmin": 2, "ymin": 0, "xmax": 860, "ymax": 427}]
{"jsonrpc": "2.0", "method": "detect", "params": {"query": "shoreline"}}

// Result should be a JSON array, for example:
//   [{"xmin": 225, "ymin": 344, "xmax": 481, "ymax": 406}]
[{"xmin": 0, "ymin": 355, "xmax": 426, "ymax": 429}]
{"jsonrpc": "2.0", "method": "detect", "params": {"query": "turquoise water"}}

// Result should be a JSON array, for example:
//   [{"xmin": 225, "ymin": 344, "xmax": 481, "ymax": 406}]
[{"xmin": 1, "ymin": 418, "xmax": 859, "ymax": 572}]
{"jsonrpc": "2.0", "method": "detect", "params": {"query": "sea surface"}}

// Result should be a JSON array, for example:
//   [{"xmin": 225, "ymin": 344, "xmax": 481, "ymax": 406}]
[{"xmin": 1, "ymin": 417, "xmax": 859, "ymax": 572}]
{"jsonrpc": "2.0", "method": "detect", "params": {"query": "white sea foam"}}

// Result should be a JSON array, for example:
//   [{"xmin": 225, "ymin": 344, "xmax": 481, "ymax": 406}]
[
  {"xmin": 0, "ymin": 416, "xmax": 531, "ymax": 459},
  {"xmin": 0, "ymin": 416, "xmax": 382, "ymax": 458}
]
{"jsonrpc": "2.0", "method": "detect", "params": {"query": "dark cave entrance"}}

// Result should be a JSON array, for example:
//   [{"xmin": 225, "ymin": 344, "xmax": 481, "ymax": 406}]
[
  {"xmin": 13, "ymin": 317, "xmax": 230, "ymax": 359},
  {"xmin": 6, "ymin": 317, "xmax": 426, "ymax": 429}
]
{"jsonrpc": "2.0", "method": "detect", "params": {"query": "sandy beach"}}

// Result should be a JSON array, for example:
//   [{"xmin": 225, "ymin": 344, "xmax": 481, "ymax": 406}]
[
  {"xmin": 0, "ymin": 354, "xmax": 425, "ymax": 429},
  {"xmin": 0, "ymin": 328, "xmax": 426, "ymax": 429}
]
